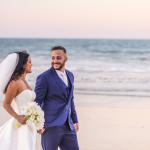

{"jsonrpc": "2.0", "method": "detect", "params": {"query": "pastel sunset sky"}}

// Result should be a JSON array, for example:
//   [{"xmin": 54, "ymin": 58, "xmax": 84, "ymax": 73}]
[{"xmin": 0, "ymin": 0, "xmax": 150, "ymax": 39}]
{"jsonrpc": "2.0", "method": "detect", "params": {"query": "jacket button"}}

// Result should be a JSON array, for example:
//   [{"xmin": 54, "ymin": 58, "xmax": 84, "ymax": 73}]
[{"xmin": 66, "ymin": 109, "xmax": 68, "ymax": 111}]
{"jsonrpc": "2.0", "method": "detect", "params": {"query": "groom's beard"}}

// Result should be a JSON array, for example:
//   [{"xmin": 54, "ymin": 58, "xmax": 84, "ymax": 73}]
[{"xmin": 51, "ymin": 60, "xmax": 65, "ymax": 71}]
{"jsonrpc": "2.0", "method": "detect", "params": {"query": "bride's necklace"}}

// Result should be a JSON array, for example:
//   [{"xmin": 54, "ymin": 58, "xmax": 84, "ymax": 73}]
[{"xmin": 20, "ymin": 77, "xmax": 29, "ymax": 87}]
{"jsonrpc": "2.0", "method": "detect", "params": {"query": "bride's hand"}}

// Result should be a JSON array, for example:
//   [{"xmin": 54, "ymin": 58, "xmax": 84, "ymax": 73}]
[{"xmin": 16, "ymin": 115, "xmax": 27, "ymax": 125}]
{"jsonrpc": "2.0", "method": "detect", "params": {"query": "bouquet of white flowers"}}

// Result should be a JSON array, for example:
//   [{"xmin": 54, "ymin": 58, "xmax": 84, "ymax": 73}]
[{"xmin": 14, "ymin": 102, "xmax": 45, "ymax": 130}]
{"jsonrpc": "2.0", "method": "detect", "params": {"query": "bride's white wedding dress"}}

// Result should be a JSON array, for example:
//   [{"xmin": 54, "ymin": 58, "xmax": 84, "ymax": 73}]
[{"xmin": 0, "ymin": 90, "xmax": 41, "ymax": 150}]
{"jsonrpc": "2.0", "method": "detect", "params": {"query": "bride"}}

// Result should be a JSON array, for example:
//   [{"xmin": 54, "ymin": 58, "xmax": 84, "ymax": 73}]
[{"xmin": 0, "ymin": 51, "xmax": 41, "ymax": 150}]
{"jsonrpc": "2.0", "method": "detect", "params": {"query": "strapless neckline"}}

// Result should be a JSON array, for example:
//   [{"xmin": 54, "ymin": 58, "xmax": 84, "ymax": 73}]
[
  {"xmin": 15, "ymin": 89, "xmax": 33, "ymax": 98},
  {"xmin": 13, "ymin": 89, "xmax": 36, "ymax": 115}
]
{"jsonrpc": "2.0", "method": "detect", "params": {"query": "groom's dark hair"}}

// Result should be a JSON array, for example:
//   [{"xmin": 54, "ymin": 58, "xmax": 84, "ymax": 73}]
[{"xmin": 51, "ymin": 46, "xmax": 67, "ymax": 54}]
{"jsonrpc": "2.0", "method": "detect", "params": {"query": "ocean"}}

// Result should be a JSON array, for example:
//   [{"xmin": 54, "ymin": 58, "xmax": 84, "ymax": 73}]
[{"xmin": 0, "ymin": 38, "xmax": 150, "ymax": 101}]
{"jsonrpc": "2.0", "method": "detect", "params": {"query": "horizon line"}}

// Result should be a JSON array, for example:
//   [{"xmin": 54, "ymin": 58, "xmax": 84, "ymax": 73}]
[{"xmin": 0, "ymin": 37, "xmax": 150, "ymax": 40}]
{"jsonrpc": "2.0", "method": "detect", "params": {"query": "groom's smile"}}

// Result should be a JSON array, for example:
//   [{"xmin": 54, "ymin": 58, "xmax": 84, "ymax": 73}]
[
  {"xmin": 51, "ymin": 49, "xmax": 68, "ymax": 72},
  {"xmin": 53, "ymin": 63, "xmax": 62, "ymax": 69}
]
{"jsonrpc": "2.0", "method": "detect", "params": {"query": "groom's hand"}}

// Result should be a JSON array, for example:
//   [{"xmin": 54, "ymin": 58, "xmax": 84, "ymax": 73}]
[
  {"xmin": 37, "ymin": 127, "xmax": 45, "ymax": 134},
  {"xmin": 74, "ymin": 123, "xmax": 79, "ymax": 132}
]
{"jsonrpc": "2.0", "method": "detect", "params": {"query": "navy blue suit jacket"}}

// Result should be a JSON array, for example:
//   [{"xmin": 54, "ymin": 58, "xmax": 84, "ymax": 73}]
[{"xmin": 34, "ymin": 67, "xmax": 78, "ymax": 130}]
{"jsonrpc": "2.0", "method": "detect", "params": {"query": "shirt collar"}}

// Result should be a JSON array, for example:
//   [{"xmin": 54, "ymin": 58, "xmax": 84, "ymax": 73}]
[{"xmin": 55, "ymin": 70, "xmax": 66, "ymax": 76}]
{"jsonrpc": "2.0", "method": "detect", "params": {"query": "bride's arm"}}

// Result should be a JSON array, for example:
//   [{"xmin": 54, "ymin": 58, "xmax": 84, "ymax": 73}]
[{"xmin": 3, "ymin": 81, "xmax": 27, "ymax": 125}]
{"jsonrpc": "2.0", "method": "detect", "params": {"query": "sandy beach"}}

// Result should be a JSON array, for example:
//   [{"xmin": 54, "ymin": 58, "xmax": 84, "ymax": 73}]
[
  {"xmin": 1, "ymin": 94, "xmax": 150, "ymax": 150},
  {"xmin": 77, "ymin": 107, "xmax": 150, "ymax": 150}
]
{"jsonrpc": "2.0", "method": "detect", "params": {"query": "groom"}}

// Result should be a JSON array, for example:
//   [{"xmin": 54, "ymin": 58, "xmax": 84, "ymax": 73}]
[{"xmin": 35, "ymin": 46, "xmax": 79, "ymax": 150}]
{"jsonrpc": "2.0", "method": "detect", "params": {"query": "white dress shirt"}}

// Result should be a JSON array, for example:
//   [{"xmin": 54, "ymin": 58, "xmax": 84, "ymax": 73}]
[{"xmin": 55, "ymin": 70, "xmax": 68, "ymax": 87}]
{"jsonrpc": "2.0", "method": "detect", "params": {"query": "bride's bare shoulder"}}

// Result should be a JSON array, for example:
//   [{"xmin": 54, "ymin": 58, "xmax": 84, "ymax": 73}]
[
  {"xmin": 8, "ymin": 79, "xmax": 22, "ymax": 89},
  {"xmin": 5, "ymin": 79, "xmax": 23, "ymax": 96}
]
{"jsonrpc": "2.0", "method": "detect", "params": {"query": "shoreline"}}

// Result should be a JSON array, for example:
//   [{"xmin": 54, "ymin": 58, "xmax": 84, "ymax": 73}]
[
  {"xmin": 74, "ymin": 92, "xmax": 150, "ymax": 97},
  {"xmin": 1, "ymin": 93, "xmax": 150, "ymax": 109}
]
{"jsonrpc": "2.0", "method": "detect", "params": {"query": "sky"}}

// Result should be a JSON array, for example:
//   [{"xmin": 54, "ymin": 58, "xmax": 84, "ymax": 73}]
[{"xmin": 0, "ymin": 0, "xmax": 150, "ymax": 39}]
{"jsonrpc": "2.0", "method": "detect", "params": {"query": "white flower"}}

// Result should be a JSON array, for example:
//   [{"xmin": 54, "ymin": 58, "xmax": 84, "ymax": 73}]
[
  {"xmin": 35, "ymin": 123, "xmax": 44, "ymax": 130},
  {"xmin": 26, "ymin": 107, "xmax": 32, "ymax": 115},
  {"xmin": 37, "ymin": 105, "xmax": 41, "ymax": 110},
  {"xmin": 26, "ymin": 120, "xmax": 32, "ymax": 125},
  {"xmin": 37, "ymin": 116, "xmax": 42, "ymax": 121},
  {"xmin": 33, "ymin": 120, "xmax": 37, "ymax": 124},
  {"xmin": 35, "ymin": 121, "xmax": 40, "ymax": 126},
  {"xmin": 35, "ymin": 110, "xmax": 40, "ymax": 116},
  {"xmin": 32, "ymin": 107, "xmax": 38, "ymax": 114},
  {"xmin": 39, "ymin": 116, "xmax": 45, "ymax": 123},
  {"xmin": 20, "ymin": 106, "xmax": 27, "ymax": 115},
  {"xmin": 38, "ymin": 111, "xmax": 44, "ymax": 117},
  {"xmin": 30, "ymin": 115, "xmax": 35, "ymax": 121}
]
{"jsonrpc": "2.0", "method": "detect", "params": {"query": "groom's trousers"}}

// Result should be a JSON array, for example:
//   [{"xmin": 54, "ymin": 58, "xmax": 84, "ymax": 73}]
[{"xmin": 41, "ymin": 121, "xmax": 79, "ymax": 150}]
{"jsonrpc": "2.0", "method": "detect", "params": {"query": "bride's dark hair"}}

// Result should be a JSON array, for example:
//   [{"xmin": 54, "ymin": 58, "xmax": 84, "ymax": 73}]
[{"xmin": 4, "ymin": 51, "xmax": 30, "ymax": 94}]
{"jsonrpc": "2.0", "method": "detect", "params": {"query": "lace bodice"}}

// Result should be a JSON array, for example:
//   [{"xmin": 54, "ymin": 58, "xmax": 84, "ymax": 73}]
[{"xmin": 13, "ymin": 90, "xmax": 36, "ymax": 115}]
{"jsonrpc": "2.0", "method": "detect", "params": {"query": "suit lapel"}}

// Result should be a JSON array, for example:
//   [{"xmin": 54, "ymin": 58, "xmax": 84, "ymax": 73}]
[
  {"xmin": 66, "ymin": 70, "xmax": 74, "ymax": 104},
  {"xmin": 51, "ymin": 67, "xmax": 68, "ymax": 99}
]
